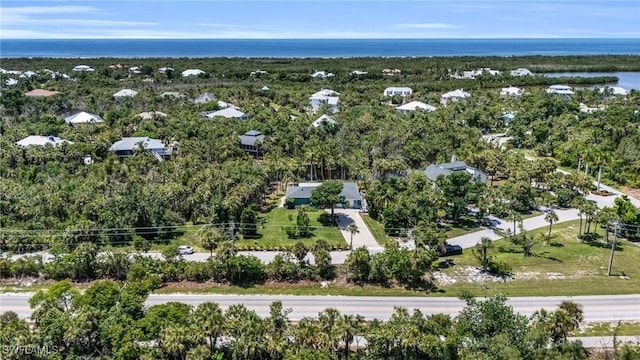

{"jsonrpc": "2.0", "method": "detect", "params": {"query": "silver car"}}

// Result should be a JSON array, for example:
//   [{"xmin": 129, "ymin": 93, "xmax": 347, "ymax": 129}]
[{"xmin": 177, "ymin": 245, "xmax": 194, "ymax": 255}]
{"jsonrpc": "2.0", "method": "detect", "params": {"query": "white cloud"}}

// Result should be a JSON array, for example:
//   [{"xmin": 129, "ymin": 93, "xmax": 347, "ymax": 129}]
[{"xmin": 396, "ymin": 23, "xmax": 460, "ymax": 29}]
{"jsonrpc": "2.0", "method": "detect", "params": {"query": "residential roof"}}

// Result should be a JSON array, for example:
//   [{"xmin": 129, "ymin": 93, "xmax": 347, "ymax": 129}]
[
  {"xmin": 500, "ymin": 86, "xmax": 524, "ymax": 96},
  {"xmin": 310, "ymin": 89, "xmax": 340, "ymax": 98},
  {"xmin": 599, "ymin": 86, "xmax": 628, "ymax": 96},
  {"xmin": 510, "ymin": 68, "xmax": 534, "ymax": 76},
  {"xmin": 5, "ymin": 79, "xmax": 18, "ymax": 86},
  {"xmin": 73, "ymin": 65, "xmax": 94, "ymax": 72},
  {"xmin": 311, "ymin": 114, "xmax": 337, "ymax": 127},
  {"xmin": 424, "ymin": 160, "xmax": 486, "ymax": 183},
  {"xmin": 261, "ymin": 86, "xmax": 270, "ymax": 91},
  {"xmin": 285, "ymin": 182, "xmax": 362, "ymax": 201},
  {"xmin": 203, "ymin": 107, "xmax": 247, "ymax": 119},
  {"xmin": 442, "ymin": 89, "xmax": 471, "ymax": 98},
  {"xmin": 546, "ymin": 85, "xmax": 574, "ymax": 95},
  {"xmin": 16, "ymin": 135, "xmax": 73, "ymax": 148},
  {"xmin": 397, "ymin": 101, "xmax": 436, "ymax": 112},
  {"xmin": 24, "ymin": 89, "xmax": 60, "ymax": 97},
  {"xmin": 384, "ymin": 87, "xmax": 413, "ymax": 96},
  {"xmin": 64, "ymin": 111, "xmax": 103, "ymax": 125},
  {"xmin": 194, "ymin": 92, "xmax": 215, "ymax": 103},
  {"xmin": 239, "ymin": 130, "xmax": 264, "ymax": 146},
  {"xmin": 136, "ymin": 111, "xmax": 167, "ymax": 119},
  {"xmin": 109, "ymin": 137, "xmax": 166, "ymax": 152},
  {"xmin": 181, "ymin": 69, "xmax": 205, "ymax": 77},
  {"xmin": 113, "ymin": 89, "xmax": 138, "ymax": 98},
  {"xmin": 311, "ymin": 71, "xmax": 334, "ymax": 78},
  {"xmin": 20, "ymin": 71, "xmax": 37, "ymax": 78}
]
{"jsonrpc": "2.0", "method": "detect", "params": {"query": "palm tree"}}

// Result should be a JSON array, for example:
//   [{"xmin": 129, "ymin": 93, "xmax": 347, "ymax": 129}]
[
  {"xmin": 474, "ymin": 237, "xmax": 494, "ymax": 271},
  {"xmin": 544, "ymin": 210, "xmax": 559, "ymax": 240},
  {"xmin": 193, "ymin": 302, "xmax": 224, "ymax": 353},
  {"xmin": 507, "ymin": 210, "xmax": 522, "ymax": 236},
  {"xmin": 198, "ymin": 226, "xmax": 224, "ymax": 258},
  {"xmin": 346, "ymin": 223, "xmax": 359, "ymax": 250}
]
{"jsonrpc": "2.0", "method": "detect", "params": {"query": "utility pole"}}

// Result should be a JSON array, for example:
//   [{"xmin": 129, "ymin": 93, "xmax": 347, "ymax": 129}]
[
  {"xmin": 607, "ymin": 221, "xmax": 620, "ymax": 276},
  {"xmin": 577, "ymin": 158, "xmax": 582, "ymax": 171},
  {"xmin": 584, "ymin": 163, "xmax": 589, "ymax": 179},
  {"xmin": 597, "ymin": 165, "xmax": 603, "ymax": 192}
]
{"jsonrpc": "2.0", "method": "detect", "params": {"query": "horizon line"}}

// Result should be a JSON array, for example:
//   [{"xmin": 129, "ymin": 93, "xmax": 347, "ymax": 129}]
[{"xmin": 2, "ymin": 37, "xmax": 640, "ymax": 40}]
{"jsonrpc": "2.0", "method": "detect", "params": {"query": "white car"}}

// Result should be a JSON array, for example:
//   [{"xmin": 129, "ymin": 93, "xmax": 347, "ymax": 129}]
[{"xmin": 177, "ymin": 246, "xmax": 194, "ymax": 255}]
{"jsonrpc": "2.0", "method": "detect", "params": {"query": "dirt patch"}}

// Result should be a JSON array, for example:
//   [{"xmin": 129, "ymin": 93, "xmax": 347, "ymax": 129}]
[
  {"xmin": 433, "ymin": 266, "xmax": 511, "ymax": 285},
  {"xmin": 621, "ymin": 186, "xmax": 640, "ymax": 201}
]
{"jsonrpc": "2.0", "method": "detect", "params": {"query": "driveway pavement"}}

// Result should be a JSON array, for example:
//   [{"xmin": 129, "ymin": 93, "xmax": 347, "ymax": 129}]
[{"xmin": 333, "ymin": 208, "xmax": 384, "ymax": 251}]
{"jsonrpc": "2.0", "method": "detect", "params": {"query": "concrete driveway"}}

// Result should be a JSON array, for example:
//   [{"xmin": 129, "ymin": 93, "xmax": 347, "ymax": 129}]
[{"xmin": 332, "ymin": 208, "xmax": 384, "ymax": 251}]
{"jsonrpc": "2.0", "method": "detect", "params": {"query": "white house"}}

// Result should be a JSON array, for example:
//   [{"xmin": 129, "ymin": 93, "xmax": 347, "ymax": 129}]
[
  {"xmin": 20, "ymin": 71, "xmax": 38, "ymax": 78},
  {"xmin": 113, "ymin": 89, "xmax": 138, "ymax": 98},
  {"xmin": 181, "ymin": 69, "xmax": 206, "ymax": 77},
  {"xmin": 599, "ymin": 86, "xmax": 628, "ymax": 96},
  {"xmin": 382, "ymin": 69, "xmax": 401, "ymax": 76},
  {"xmin": 510, "ymin": 68, "xmax": 534, "ymax": 76},
  {"xmin": 546, "ymin": 85, "xmax": 574, "ymax": 96},
  {"xmin": 441, "ymin": 89, "xmax": 471, "ymax": 104},
  {"xmin": 452, "ymin": 68, "xmax": 502, "ymax": 79},
  {"xmin": 309, "ymin": 89, "xmax": 340, "ymax": 113},
  {"xmin": 72, "ymin": 65, "xmax": 94, "ymax": 72},
  {"xmin": 16, "ymin": 135, "xmax": 73, "ymax": 148},
  {"xmin": 5, "ymin": 79, "xmax": 18, "ymax": 86},
  {"xmin": 500, "ymin": 86, "xmax": 524, "ymax": 98},
  {"xmin": 351, "ymin": 70, "xmax": 368, "ymax": 76},
  {"xmin": 311, "ymin": 114, "xmax": 337, "ymax": 127},
  {"xmin": 384, "ymin": 87, "xmax": 413, "ymax": 97},
  {"xmin": 109, "ymin": 137, "xmax": 172, "ymax": 159},
  {"xmin": 194, "ymin": 92, "xmax": 215, "ymax": 104},
  {"xmin": 158, "ymin": 67, "xmax": 174, "ymax": 74},
  {"xmin": 0, "ymin": 68, "xmax": 22, "ymax": 75},
  {"xmin": 311, "ymin": 71, "xmax": 334, "ymax": 79},
  {"xmin": 64, "ymin": 111, "xmax": 103, "ymax": 125},
  {"xmin": 396, "ymin": 101, "xmax": 436, "ymax": 114},
  {"xmin": 200, "ymin": 107, "xmax": 248, "ymax": 120},
  {"xmin": 136, "ymin": 111, "xmax": 167, "ymax": 120}
]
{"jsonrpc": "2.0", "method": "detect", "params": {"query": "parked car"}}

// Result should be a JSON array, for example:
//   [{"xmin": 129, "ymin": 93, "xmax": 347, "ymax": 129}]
[
  {"xmin": 177, "ymin": 245, "xmax": 194, "ymax": 255},
  {"xmin": 442, "ymin": 244, "xmax": 463, "ymax": 256}
]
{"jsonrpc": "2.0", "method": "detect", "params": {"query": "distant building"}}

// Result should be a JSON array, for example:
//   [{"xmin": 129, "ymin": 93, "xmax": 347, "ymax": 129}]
[
  {"xmin": 194, "ymin": 92, "xmax": 215, "ymax": 104},
  {"xmin": 72, "ymin": 65, "xmax": 94, "ymax": 72},
  {"xmin": 181, "ymin": 69, "xmax": 206, "ymax": 77},
  {"xmin": 546, "ymin": 85, "xmax": 574, "ymax": 97},
  {"xmin": 382, "ymin": 68, "xmax": 401, "ymax": 76},
  {"xmin": 16, "ymin": 135, "xmax": 73, "ymax": 148},
  {"xmin": 200, "ymin": 107, "xmax": 248, "ymax": 120},
  {"xmin": 309, "ymin": 89, "xmax": 340, "ymax": 113},
  {"xmin": 109, "ymin": 137, "xmax": 172, "ymax": 159},
  {"xmin": 311, "ymin": 71, "xmax": 335, "ymax": 79},
  {"xmin": 599, "ymin": 86, "xmax": 628, "ymax": 96},
  {"xmin": 239, "ymin": 130, "xmax": 265, "ymax": 155},
  {"xmin": 441, "ymin": 89, "xmax": 471, "ymax": 104},
  {"xmin": 396, "ymin": 101, "xmax": 436, "ymax": 114},
  {"xmin": 284, "ymin": 182, "xmax": 362, "ymax": 209},
  {"xmin": 500, "ymin": 86, "xmax": 524, "ymax": 98},
  {"xmin": 424, "ymin": 156, "xmax": 487, "ymax": 183},
  {"xmin": 510, "ymin": 68, "xmax": 534, "ymax": 76},
  {"xmin": 64, "ymin": 111, "xmax": 103, "ymax": 125},
  {"xmin": 384, "ymin": 87, "xmax": 413, "ymax": 97},
  {"xmin": 311, "ymin": 114, "xmax": 337, "ymax": 127},
  {"xmin": 136, "ymin": 111, "xmax": 167, "ymax": 120},
  {"xmin": 113, "ymin": 89, "xmax": 138, "ymax": 98},
  {"xmin": 351, "ymin": 70, "xmax": 368, "ymax": 76},
  {"xmin": 158, "ymin": 67, "xmax": 174, "ymax": 74}
]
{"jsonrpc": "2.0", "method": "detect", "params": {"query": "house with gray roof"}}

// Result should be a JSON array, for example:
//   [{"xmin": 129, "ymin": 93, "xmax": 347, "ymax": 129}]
[
  {"xmin": 64, "ymin": 111, "xmax": 103, "ymax": 125},
  {"xmin": 194, "ymin": 92, "xmax": 215, "ymax": 104},
  {"xmin": 285, "ymin": 182, "xmax": 362, "ymax": 209},
  {"xmin": 16, "ymin": 135, "xmax": 73, "ymax": 148},
  {"xmin": 239, "ymin": 130, "xmax": 264, "ymax": 155},
  {"xmin": 424, "ymin": 157, "xmax": 487, "ymax": 183},
  {"xmin": 109, "ymin": 137, "xmax": 172, "ymax": 159}
]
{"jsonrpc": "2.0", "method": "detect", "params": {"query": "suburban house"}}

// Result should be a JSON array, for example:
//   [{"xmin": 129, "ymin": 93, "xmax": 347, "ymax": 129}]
[
  {"xmin": 0, "ymin": 68, "xmax": 21, "ymax": 75},
  {"xmin": 309, "ymin": 89, "xmax": 340, "ymax": 113},
  {"xmin": 109, "ymin": 137, "xmax": 172, "ymax": 159},
  {"xmin": 311, "ymin": 114, "xmax": 337, "ymax": 127},
  {"xmin": 510, "ymin": 68, "xmax": 534, "ymax": 76},
  {"xmin": 284, "ymin": 182, "xmax": 363, "ymax": 209},
  {"xmin": 382, "ymin": 69, "xmax": 401, "ymax": 76},
  {"xmin": 250, "ymin": 70, "xmax": 269, "ymax": 76},
  {"xmin": 351, "ymin": 70, "xmax": 368, "ymax": 76},
  {"xmin": 239, "ymin": 130, "xmax": 264, "ymax": 155},
  {"xmin": 451, "ymin": 68, "xmax": 502, "ymax": 79},
  {"xmin": 20, "ymin": 71, "xmax": 38, "ymax": 78},
  {"xmin": 396, "ymin": 101, "xmax": 436, "ymax": 114},
  {"xmin": 64, "ymin": 111, "xmax": 103, "ymax": 125},
  {"xmin": 16, "ymin": 135, "xmax": 73, "ymax": 148},
  {"xmin": 136, "ymin": 111, "xmax": 167, "ymax": 120},
  {"xmin": 160, "ymin": 92, "xmax": 185, "ymax": 99},
  {"xmin": 384, "ymin": 87, "xmax": 413, "ymax": 97},
  {"xmin": 72, "ymin": 65, "xmax": 94, "ymax": 72},
  {"xmin": 200, "ymin": 107, "xmax": 248, "ymax": 120},
  {"xmin": 424, "ymin": 157, "xmax": 487, "ymax": 183},
  {"xmin": 113, "ymin": 89, "xmax": 138, "ymax": 98},
  {"xmin": 24, "ymin": 89, "xmax": 60, "ymax": 97},
  {"xmin": 194, "ymin": 92, "xmax": 215, "ymax": 104},
  {"xmin": 5, "ymin": 79, "xmax": 18, "ymax": 86},
  {"xmin": 500, "ymin": 86, "xmax": 524, "ymax": 98},
  {"xmin": 158, "ymin": 67, "xmax": 174, "ymax": 74},
  {"xmin": 181, "ymin": 69, "xmax": 206, "ymax": 77},
  {"xmin": 579, "ymin": 103, "xmax": 604, "ymax": 114},
  {"xmin": 261, "ymin": 86, "xmax": 270, "ymax": 92},
  {"xmin": 441, "ymin": 89, "xmax": 471, "ymax": 104},
  {"xmin": 311, "ymin": 71, "xmax": 335, "ymax": 79},
  {"xmin": 546, "ymin": 85, "xmax": 574, "ymax": 97}
]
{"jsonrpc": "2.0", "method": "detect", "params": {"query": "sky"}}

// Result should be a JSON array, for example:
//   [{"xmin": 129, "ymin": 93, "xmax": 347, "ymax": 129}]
[{"xmin": 0, "ymin": 0, "xmax": 639, "ymax": 39}]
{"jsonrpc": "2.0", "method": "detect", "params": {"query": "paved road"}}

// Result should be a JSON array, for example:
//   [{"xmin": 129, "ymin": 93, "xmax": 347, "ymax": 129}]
[
  {"xmin": 333, "ymin": 208, "xmax": 383, "ymax": 251},
  {"xmin": 2, "ymin": 293, "xmax": 638, "ymax": 323}
]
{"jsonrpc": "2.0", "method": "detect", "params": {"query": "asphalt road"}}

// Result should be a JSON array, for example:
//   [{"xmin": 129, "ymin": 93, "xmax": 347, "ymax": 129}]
[{"xmin": 2, "ymin": 293, "xmax": 639, "ymax": 323}]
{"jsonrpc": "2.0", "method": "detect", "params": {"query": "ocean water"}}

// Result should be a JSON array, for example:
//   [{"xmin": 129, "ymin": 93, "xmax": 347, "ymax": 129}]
[{"xmin": 1, "ymin": 38, "xmax": 639, "ymax": 58}]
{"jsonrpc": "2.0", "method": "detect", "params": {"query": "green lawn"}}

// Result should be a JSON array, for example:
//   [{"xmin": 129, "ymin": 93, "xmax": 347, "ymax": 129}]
[
  {"xmin": 436, "ymin": 220, "xmax": 640, "ymax": 296},
  {"xmin": 576, "ymin": 321, "xmax": 640, "ymax": 337},
  {"xmin": 235, "ymin": 207, "xmax": 347, "ymax": 250},
  {"xmin": 360, "ymin": 214, "xmax": 389, "ymax": 245}
]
